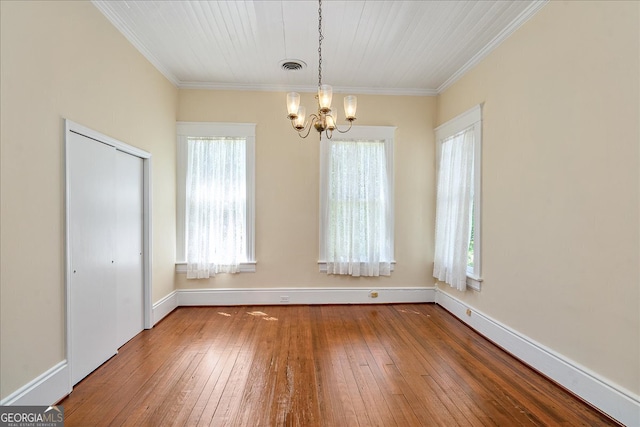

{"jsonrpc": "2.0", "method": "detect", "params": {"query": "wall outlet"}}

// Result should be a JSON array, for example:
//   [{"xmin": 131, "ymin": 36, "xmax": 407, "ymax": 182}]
[
  {"xmin": 280, "ymin": 295, "xmax": 290, "ymax": 303},
  {"xmin": 369, "ymin": 291, "xmax": 379, "ymax": 298}
]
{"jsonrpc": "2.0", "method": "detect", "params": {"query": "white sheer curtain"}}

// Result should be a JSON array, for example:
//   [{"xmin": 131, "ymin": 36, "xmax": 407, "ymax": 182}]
[
  {"xmin": 323, "ymin": 140, "xmax": 391, "ymax": 276},
  {"xmin": 433, "ymin": 127, "xmax": 475, "ymax": 290},
  {"xmin": 185, "ymin": 137, "xmax": 246, "ymax": 279}
]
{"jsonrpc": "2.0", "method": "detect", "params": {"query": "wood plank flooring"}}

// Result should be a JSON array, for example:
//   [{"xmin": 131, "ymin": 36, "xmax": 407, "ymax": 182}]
[{"xmin": 60, "ymin": 304, "xmax": 619, "ymax": 426}]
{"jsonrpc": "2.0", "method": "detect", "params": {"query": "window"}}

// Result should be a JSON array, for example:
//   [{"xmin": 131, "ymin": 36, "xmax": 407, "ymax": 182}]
[
  {"xmin": 434, "ymin": 105, "xmax": 482, "ymax": 291},
  {"xmin": 319, "ymin": 126, "xmax": 395, "ymax": 276},
  {"xmin": 176, "ymin": 122, "xmax": 256, "ymax": 278}
]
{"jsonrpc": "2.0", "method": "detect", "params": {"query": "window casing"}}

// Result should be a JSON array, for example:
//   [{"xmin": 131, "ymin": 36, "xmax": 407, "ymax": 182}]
[
  {"xmin": 435, "ymin": 105, "xmax": 482, "ymax": 290},
  {"xmin": 176, "ymin": 122, "xmax": 256, "ymax": 273},
  {"xmin": 319, "ymin": 126, "xmax": 396, "ymax": 275}
]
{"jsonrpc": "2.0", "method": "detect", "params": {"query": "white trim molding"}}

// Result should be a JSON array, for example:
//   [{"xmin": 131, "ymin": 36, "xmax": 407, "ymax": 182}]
[
  {"xmin": 93, "ymin": 1, "xmax": 546, "ymax": 96},
  {"xmin": 152, "ymin": 286, "xmax": 435, "ymax": 328},
  {"xmin": 466, "ymin": 276, "xmax": 482, "ymax": 292},
  {"xmin": 434, "ymin": 105, "xmax": 483, "ymax": 291},
  {"xmin": 0, "ymin": 361, "xmax": 70, "ymax": 406},
  {"xmin": 178, "ymin": 287, "xmax": 435, "ymax": 306},
  {"xmin": 91, "ymin": 0, "xmax": 180, "ymax": 86},
  {"xmin": 319, "ymin": 126, "xmax": 397, "ymax": 276},
  {"xmin": 64, "ymin": 119, "xmax": 153, "ymax": 330},
  {"xmin": 175, "ymin": 122, "xmax": 257, "ymax": 268},
  {"xmin": 437, "ymin": 0, "xmax": 548, "ymax": 94},
  {"xmin": 435, "ymin": 289, "xmax": 640, "ymax": 427},
  {"xmin": 152, "ymin": 291, "xmax": 179, "ymax": 325},
  {"xmin": 12, "ymin": 284, "xmax": 637, "ymax": 426}
]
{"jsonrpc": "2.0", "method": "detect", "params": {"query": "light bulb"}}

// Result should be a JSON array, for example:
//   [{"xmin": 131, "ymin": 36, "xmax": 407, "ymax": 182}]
[
  {"xmin": 286, "ymin": 92, "xmax": 300, "ymax": 119},
  {"xmin": 293, "ymin": 106, "xmax": 306, "ymax": 130},
  {"xmin": 318, "ymin": 84, "xmax": 333, "ymax": 112},
  {"xmin": 326, "ymin": 111, "xmax": 336, "ymax": 130},
  {"xmin": 344, "ymin": 95, "xmax": 357, "ymax": 121}
]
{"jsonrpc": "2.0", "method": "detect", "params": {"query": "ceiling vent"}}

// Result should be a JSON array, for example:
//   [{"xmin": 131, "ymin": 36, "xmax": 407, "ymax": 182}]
[{"xmin": 280, "ymin": 59, "xmax": 306, "ymax": 72}]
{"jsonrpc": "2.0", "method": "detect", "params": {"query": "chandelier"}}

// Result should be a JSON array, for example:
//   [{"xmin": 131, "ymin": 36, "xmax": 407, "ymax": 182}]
[{"xmin": 285, "ymin": 0, "xmax": 357, "ymax": 139}]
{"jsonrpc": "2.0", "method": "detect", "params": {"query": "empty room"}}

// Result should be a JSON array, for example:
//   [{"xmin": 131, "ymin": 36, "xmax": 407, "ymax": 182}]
[{"xmin": 0, "ymin": 0, "xmax": 638, "ymax": 426}]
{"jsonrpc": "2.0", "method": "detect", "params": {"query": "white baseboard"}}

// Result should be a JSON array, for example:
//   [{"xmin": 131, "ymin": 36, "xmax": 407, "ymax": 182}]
[
  {"xmin": 177, "ymin": 286, "xmax": 436, "ymax": 306},
  {"xmin": 11, "ymin": 286, "xmax": 635, "ymax": 426},
  {"xmin": 152, "ymin": 286, "xmax": 436, "ymax": 324},
  {"xmin": 0, "ymin": 361, "xmax": 70, "ymax": 406},
  {"xmin": 435, "ymin": 289, "xmax": 640, "ymax": 427},
  {"xmin": 152, "ymin": 290, "xmax": 178, "ymax": 325}
]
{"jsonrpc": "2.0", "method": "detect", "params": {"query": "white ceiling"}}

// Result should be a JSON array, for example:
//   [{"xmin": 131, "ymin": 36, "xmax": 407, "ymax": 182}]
[{"xmin": 93, "ymin": 0, "xmax": 546, "ymax": 95}]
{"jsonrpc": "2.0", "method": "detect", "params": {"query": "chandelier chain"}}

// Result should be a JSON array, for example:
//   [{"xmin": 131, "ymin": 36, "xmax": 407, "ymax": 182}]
[
  {"xmin": 286, "ymin": 0, "xmax": 355, "ymax": 140},
  {"xmin": 318, "ymin": 0, "xmax": 323, "ymax": 87}
]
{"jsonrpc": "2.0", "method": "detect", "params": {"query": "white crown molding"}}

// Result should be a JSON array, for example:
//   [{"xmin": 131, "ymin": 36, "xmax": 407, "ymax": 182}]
[
  {"xmin": 437, "ymin": 0, "xmax": 549, "ymax": 94},
  {"xmin": 91, "ymin": 0, "xmax": 180, "ymax": 87},
  {"xmin": 435, "ymin": 289, "xmax": 640, "ymax": 427},
  {"xmin": 92, "ymin": 0, "xmax": 546, "ymax": 97}
]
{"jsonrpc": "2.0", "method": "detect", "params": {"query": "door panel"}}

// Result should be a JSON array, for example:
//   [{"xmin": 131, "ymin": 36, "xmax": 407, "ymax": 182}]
[
  {"xmin": 115, "ymin": 150, "xmax": 144, "ymax": 348},
  {"xmin": 68, "ymin": 132, "xmax": 117, "ymax": 385}
]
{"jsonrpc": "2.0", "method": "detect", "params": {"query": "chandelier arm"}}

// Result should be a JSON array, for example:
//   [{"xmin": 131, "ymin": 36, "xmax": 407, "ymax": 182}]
[
  {"xmin": 289, "ymin": 120, "xmax": 301, "ymax": 132},
  {"xmin": 335, "ymin": 120, "xmax": 354, "ymax": 134},
  {"xmin": 299, "ymin": 124, "xmax": 314, "ymax": 139},
  {"xmin": 286, "ymin": 0, "xmax": 355, "ymax": 139},
  {"xmin": 297, "ymin": 114, "xmax": 319, "ymax": 139}
]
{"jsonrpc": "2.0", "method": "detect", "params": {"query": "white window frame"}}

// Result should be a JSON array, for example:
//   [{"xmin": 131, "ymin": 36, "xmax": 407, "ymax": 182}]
[
  {"xmin": 318, "ymin": 125, "xmax": 396, "ymax": 272},
  {"xmin": 435, "ymin": 105, "xmax": 482, "ymax": 290},
  {"xmin": 175, "ymin": 122, "xmax": 256, "ymax": 273}
]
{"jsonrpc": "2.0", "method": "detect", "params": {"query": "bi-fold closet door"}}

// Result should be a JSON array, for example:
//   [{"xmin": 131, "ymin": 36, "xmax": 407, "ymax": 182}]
[{"xmin": 66, "ymin": 125, "xmax": 146, "ymax": 386}]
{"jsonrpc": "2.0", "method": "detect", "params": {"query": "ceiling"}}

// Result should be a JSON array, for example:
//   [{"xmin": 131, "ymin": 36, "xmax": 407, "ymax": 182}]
[{"xmin": 93, "ymin": 0, "xmax": 546, "ymax": 95}]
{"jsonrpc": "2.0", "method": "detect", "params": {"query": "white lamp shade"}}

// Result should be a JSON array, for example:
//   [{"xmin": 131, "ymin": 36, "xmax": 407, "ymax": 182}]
[
  {"xmin": 326, "ymin": 111, "xmax": 336, "ymax": 130},
  {"xmin": 293, "ymin": 106, "xmax": 306, "ymax": 129},
  {"xmin": 344, "ymin": 95, "xmax": 357, "ymax": 120},
  {"xmin": 287, "ymin": 92, "xmax": 301, "ymax": 117},
  {"xmin": 318, "ymin": 84, "xmax": 333, "ymax": 111}
]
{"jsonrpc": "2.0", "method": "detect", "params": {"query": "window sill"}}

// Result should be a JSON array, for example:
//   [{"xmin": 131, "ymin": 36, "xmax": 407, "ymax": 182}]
[
  {"xmin": 175, "ymin": 262, "xmax": 256, "ymax": 274},
  {"xmin": 466, "ymin": 275, "xmax": 482, "ymax": 291},
  {"xmin": 317, "ymin": 260, "xmax": 396, "ymax": 273}
]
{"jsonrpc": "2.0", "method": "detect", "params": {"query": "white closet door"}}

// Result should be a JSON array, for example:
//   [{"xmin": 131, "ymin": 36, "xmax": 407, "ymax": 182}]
[
  {"xmin": 68, "ymin": 132, "xmax": 118, "ymax": 385},
  {"xmin": 115, "ymin": 150, "xmax": 144, "ymax": 347}
]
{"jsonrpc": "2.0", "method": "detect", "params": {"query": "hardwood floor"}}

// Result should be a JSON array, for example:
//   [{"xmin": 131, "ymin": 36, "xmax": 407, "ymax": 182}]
[{"xmin": 60, "ymin": 304, "xmax": 619, "ymax": 426}]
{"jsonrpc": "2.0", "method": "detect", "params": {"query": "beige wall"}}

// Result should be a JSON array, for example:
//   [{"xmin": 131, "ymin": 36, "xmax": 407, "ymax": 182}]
[
  {"xmin": 437, "ymin": 1, "xmax": 639, "ymax": 395},
  {"xmin": 0, "ymin": 1, "xmax": 177, "ymax": 399},
  {"xmin": 3, "ymin": 0, "xmax": 636, "ymax": 409},
  {"xmin": 176, "ymin": 90, "xmax": 436, "ymax": 289}
]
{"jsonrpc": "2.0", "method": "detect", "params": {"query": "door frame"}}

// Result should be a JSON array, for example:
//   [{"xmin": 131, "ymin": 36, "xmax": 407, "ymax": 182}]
[{"xmin": 64, "ymin": 119, "xmax": 152, "ymax": 390}]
